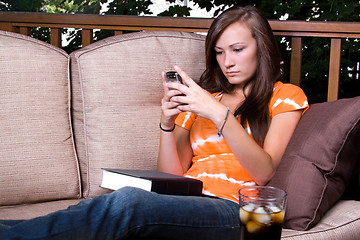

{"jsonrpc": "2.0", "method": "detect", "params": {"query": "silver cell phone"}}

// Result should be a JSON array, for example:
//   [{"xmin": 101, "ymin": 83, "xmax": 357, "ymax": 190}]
[{"xmin": 165, "ymin": 71, "xmax": 183, "ymax": 84}]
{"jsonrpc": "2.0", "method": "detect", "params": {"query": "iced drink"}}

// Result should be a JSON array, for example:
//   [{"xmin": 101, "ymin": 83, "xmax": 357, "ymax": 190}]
[{"xmin": 239, "ymin": 186, "xmax": 286, "ymax": 240}]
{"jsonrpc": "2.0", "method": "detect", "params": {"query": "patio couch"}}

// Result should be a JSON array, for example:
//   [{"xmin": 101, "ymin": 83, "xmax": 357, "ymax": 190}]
[{"xmin": 0, "ymin": 29, "xmax": 359, "ymax": 239}]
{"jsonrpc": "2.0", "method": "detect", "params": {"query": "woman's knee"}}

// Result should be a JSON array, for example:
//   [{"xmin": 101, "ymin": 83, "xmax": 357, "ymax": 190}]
[{"xmin": 105, "ymin": 187, "xmax": 152, "ymax": 209}]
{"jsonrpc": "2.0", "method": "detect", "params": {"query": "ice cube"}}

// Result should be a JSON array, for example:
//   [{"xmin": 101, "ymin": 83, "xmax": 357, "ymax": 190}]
[
  {"xmin": 239, "ymin": 208, "xmax": 250, "ymax": 224},
  {"xmin": 246, "ymin": 221, "xmax": 262, "ymax": 234},
  {"xmin": 242, "ymin": 203, "xmax": 256, "ymax": 212},
  {"xmin": 253, "ymin": 206, "xmax": 272, "ymax": 225},
  {"xmin": 240, "ymin": 203, "xmax": 255, "ymax": 223},
  {"xmin": 268, "ymin": 204, "xmax": 282, "ymax": 214},
  {"xmin": 253, "ymin": 213, "xmax": 272, "ymax": 225},
  {"xmin": 254, "ymin": 205, "xmax": 268, "ymax": 214}
]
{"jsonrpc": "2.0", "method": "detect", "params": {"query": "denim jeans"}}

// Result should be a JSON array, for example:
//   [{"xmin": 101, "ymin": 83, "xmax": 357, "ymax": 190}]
[{"xmin": 0, "ymin": 187, "xmax": 241, "ymax": 240}]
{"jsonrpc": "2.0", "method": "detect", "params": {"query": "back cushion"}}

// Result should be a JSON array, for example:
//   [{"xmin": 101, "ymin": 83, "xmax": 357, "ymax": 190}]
[
  {"xmin": 0, "ymin": 31, "xmax": 81, "ymax": 205},
  {"xmin": 268, "ymin": 96, "xmax": 360, "ymax": 230},
  {"xmin": 71, "ymin": 31, "xmax": 206, "ymax": 198}
]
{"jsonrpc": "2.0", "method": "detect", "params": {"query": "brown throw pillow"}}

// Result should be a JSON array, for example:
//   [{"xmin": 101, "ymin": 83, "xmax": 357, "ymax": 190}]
[{"xmin": 268, "ymin": 96, "xmax": 360, "ymax": 231}]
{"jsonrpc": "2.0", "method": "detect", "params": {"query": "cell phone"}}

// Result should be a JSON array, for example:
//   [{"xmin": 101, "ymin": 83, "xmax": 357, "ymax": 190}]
[{"xmin": 165, "ymin": 71, "xmax": 183, "ymax": 85}]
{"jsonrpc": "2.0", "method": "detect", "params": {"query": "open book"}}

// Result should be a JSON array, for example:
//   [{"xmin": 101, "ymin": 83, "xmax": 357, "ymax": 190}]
[{"xmin": 100, "ymin": 168, "xmax": 203, "ymax": 196}]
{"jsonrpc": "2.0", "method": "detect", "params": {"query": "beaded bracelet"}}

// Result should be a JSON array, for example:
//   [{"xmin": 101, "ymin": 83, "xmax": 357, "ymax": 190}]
[
  {"xmin": 217, "ymin": 107, "xmax": 230, "ymax": 136},
  {"xmin": 159, "ymin": 123, "xmax": 176, "ymax": 132}
]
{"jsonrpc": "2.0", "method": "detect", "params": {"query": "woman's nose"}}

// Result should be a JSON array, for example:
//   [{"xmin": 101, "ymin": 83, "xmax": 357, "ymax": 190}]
[{"xmin": 224, "ymin": 53, "xmax": 235, "ymax": 68}]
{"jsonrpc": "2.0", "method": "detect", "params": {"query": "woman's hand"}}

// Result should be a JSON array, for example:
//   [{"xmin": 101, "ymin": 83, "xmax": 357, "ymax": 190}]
[
  {"xmin": 158, "ymin": 69, "xmax": 194, "ymax": 175},
  {"xmin": 160, "ymin": 71, "xmax": 184, "ymax": 130},
  {"xmin": 167, "ymin": 66, "xmax": 228, "ymax": 127}
]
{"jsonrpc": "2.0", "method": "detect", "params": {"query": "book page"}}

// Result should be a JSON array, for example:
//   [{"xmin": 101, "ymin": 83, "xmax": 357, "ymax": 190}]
[{"xmin": 101, "ymin": 170, "xmax": 152, "ymax": 191}]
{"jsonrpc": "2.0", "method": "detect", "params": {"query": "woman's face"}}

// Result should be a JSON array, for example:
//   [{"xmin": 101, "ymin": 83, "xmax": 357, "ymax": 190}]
[{"xmin": 215, "ymin": 21, "xmax": 258, "ymax": 88}]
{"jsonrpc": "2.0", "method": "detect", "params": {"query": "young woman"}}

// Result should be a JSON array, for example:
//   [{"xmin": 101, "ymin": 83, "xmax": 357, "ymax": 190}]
[
  {"xmin": 158, "ymin": 5, "xmax": 308, "ymax": 203},
  {"xmin": 0, "ymin": 5, "xmax": 308, "ymax": 240}
]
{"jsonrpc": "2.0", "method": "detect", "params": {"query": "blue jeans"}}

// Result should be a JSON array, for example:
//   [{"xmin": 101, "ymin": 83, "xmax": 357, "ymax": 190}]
[{"xmin": 0, "ymin": 187, "xmax": 240, "ymax": 239}]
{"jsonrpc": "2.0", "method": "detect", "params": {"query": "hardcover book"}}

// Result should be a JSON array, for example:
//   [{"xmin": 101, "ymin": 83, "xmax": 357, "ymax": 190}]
[{"xmin": 100, "ymin": 168, "xmax": 203, "ymax": 196}]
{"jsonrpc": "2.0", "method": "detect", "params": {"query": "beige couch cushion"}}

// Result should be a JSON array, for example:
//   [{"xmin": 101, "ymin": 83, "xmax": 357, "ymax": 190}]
[
  {"xmin": 0, "ymin": 31, "xmax": 81, "ymax": 206},
  {"xmin": 71, "ymin": 31, "xmax": 206, "ymax": 198},
  {"xmin": 0, "ymin": 199, "xmax": 82, "ymax": 220},
  {"xmin": 282, "ymin": 200, "xmax": 360, "ymax": 240}
]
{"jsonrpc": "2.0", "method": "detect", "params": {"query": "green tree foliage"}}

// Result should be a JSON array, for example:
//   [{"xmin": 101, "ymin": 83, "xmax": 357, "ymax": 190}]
[
  {"xmin": 44, "ymin": 0, "xmax": 103, "ymax": 14},
  {"xmin": 189, "ymin": 0, "xmax": 360, "ymax": 102},
  {"xmin": 92, "ymin": 0, "xmax": 153, "ymax": 43},
  {"xmin": 268, "ymin": 0, "xmax": 360, "ymax": 102},
  {"xmin": 47, "ymin": 0, "xmax": 154, "ymax": 51},
  {"xmin": 158, "ymin": 4, "xmax": 191, "ymax": 16},
  {"xmin": 0, "ymin": 0, "xmax": 44, "ymax": 11},
  {"xmin": 106, "ymin": 0, "xmax": 152, "ymax": 15},
  {"xmin": 1, "ymin": 0, "xmax": 359, "ymax": 102}
]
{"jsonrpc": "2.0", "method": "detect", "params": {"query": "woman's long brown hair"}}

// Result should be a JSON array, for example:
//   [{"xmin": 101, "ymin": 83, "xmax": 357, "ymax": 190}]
[{"xmin": 199, "ymin": 5, "xmax": 283, "ymax": 146}]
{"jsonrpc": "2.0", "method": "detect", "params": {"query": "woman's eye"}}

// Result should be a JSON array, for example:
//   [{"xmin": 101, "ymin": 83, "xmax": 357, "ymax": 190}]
[
  {"xmin": 215, "ymin": 50, "xmax": 223, "ymax": 55},
  {"xmin": 234, "ymin": 48, "xmax": 243, "ymax": 52}
]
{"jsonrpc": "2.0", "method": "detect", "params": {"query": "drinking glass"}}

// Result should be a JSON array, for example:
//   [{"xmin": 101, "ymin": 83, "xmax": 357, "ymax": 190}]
[{"xmin": 239, "ymin": 186, "xmax": 287, "ymax": 240}]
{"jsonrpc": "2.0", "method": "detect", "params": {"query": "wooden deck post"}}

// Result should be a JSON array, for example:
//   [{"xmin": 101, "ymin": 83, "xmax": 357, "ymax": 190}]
[
  {"xmin": 290, "ymin": 37, "xmax": 302, "ymax": 86},
  {"xmin": 82, "ymin": 29, "xmax": 93, "ymax": 47},
  {"xmin": 50, "ymin": 28, "xmax": 62, "ymax": 48},
  {"xmin": 19, "ymin": 26, "xmax": 31, "ymax": 36},
  {"xmin": 328, "ymin": 38, "xmax": 342, "ymax": 101},
  {"xmin": 114, "ymin": 30, "xmax": 123, "ymax": 35}
]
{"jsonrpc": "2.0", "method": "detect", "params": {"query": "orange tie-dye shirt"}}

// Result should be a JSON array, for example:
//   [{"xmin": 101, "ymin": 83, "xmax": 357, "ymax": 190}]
[{"xmin": 175, "ymin": 81, "xmax": 309, "ymax": 202}]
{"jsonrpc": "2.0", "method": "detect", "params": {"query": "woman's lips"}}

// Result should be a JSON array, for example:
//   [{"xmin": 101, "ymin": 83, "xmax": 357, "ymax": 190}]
[{"xmin": 226, "ymin": 71, "xmax": 239, "ymax": 77}]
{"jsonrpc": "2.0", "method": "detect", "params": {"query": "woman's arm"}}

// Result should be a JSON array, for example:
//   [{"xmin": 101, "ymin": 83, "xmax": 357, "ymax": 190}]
[
  {"xmin": 157, "ymin": 126, "xmax": 193, "ymax": 175},
  {"xmin": 219, "ymin": 109, "xmax": 302, "ymax": 185},
  {"xmin": 170, "ymin": 66, "xmax": 303, "ymax": 185},
  {"xmin": 157, "ymin": 71, "xmax": 193, "ymax": 175}
]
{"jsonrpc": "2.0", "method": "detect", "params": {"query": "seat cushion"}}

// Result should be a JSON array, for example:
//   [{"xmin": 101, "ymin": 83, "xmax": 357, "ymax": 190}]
[
  {"xmin": 281, "ymin": 200, "xmax": 360, "ymax": 240},
  {"xmin": 0, "ymin": 30, "xmax": 81, "ymax": 206},
  {"xmin": 70, "ymin": 31, "xmax": 206, "ymax": 198},
  {"xmin": 268, "ymin": 96, "xmax": 360, "ymax": 230},
  {"xmin": 0, "ymin": 199, "xmax": 82, "ymax": 220}
]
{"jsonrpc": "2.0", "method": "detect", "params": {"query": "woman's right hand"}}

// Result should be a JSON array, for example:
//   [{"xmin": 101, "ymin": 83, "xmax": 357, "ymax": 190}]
[
  {"xmin": 160, "ymin": 71, "xmax": 184, "ymax": 130},
  {"xmin": 158, "ymin": 71, "xmax": 192, "ymax": 175}
]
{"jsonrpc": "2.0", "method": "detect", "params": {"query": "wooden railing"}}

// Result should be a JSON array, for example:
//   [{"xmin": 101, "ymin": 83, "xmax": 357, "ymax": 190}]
[{"xmin": 1, "ymin": 11, "xmax": 360, "ymax": 101}]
